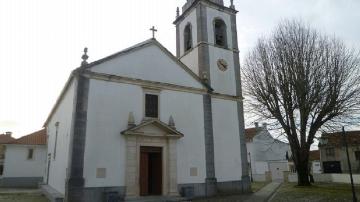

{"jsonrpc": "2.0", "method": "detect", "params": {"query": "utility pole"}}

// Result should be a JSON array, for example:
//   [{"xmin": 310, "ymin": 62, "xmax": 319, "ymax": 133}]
[{"xmin": 342, "ymin": 126, "xmax": 357, "ymax": 202}]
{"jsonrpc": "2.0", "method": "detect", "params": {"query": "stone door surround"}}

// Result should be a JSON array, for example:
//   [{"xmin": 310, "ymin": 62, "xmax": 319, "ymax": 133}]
[{"xmin": 121, "ymin": 119, "xmax": 183, "ymax": 198}]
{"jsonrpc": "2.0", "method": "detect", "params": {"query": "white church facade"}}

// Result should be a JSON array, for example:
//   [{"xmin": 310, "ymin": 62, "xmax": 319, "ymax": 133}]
[{"xmin": 42, "ymin": 0, "xmax": 250, "ymax": 201}]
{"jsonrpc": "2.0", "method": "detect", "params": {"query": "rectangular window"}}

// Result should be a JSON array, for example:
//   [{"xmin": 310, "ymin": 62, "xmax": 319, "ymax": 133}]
[
  {"xmin": 145, "ymin": 94, "xmax": 158, "ymax": 118},
  {"xmin": 355, "ymin": 151, "xmax": 360, "ymax": 160},
  {"xmin": 325, "ymin": 148, "xmax": 335, "ymax": 157},
  {"xmin": 0, "ymin": 165, "xmax": 3, "ymax": 175},
  {"xmin": 28, "ymin": 149, "xmax": 34, "ymax": 160}
]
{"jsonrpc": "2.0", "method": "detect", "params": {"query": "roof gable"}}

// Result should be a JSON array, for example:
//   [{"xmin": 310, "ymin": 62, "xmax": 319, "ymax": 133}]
[
  {"xmin": 88, "ymin": 39, "xmax": 208, "ymax": 90},
  {"xmin": 0, "ymin": 135, "xmax": 15, "ymax": 144},
  {"xmin": 10, "ymin": 129, "xmax": 46, "ymax": 145}
]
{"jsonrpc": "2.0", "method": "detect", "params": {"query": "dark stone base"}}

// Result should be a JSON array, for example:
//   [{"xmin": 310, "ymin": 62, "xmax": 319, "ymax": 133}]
[
  {"xmin": 0, "ymin": 177, "xmax": 43, "ymax": 188},
  {"xmin": 178, "ymin": 178, "xmax": 251, "ymax": 199},
  {"xmin": 205, "ymin": 177, "xmax": 217, "ymax": 196},
  {"xmin": 178, "ymin": 183, "xmax": 206, "ymax": 198},
  {"xmin": 241, "ymin": 175, "xmax": 251, "ymax": 193},
  {"xmin": 217, "ymin": 180, "xmax": 243, "ymax": 194},
  {"xmin": 83, "ymin": 186, "xmax": 126, "ymax": 202}
]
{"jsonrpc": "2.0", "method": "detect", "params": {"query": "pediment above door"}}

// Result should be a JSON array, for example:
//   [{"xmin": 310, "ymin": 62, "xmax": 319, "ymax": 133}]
[{"xmin": 121, "ymin": 119, "xmax": 184, "ymax": 139}]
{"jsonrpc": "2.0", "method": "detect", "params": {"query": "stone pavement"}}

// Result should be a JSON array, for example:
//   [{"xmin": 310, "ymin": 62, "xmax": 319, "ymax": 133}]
[
  {"xmin": 244, "ymin": 182, "xmax": 282, "ymax": 202},
  {"xmin": 192, "ymin": 182, "xmax": 282, "ymax": 202}
]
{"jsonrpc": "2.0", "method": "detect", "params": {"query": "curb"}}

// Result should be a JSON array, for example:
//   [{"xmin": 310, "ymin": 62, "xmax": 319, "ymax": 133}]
[{"xmin": 265, "ymin": 183, "xmax": 282, "ymax": 202}]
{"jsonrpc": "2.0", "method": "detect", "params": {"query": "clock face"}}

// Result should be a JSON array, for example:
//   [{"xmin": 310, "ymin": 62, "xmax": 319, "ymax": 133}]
[{"xmin": 217, "ymin": 59, "xmax": 228, "ymax": 71}]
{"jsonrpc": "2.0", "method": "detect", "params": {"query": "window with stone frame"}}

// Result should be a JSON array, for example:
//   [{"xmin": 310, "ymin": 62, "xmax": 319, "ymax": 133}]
[
  {"xmin": 184, "ymin": 23, "xmax": 192, "ymax": 51},
  {"xmin": 355, "ymin": 151, "xmax": 360, "ymax": 160},
  {"xmin": 325, "ymin": 147, "xmax": 335, "ymax": 157},
  {"xmin": 145, "ymin": 94, "xmax": 159, "ymax": 118},
  {"xmin": 214, "ymin": 19, "xmax": 227, "ymax": 48}
]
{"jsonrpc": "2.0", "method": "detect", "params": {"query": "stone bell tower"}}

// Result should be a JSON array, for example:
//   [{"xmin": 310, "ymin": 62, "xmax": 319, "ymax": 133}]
[
  {"xmin": 174, "ymin": 0, "xmax": 249, "ymax": 197},
  {"xmin": 174, "ymin": 0, "xmax": 241, "ymax": 97}
]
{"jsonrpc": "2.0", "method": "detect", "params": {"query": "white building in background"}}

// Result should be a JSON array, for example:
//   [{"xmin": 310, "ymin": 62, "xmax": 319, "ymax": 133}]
[
  {"xmin": 0, "ymin": 132, "xmax": 15, "ymax": 177},
  {"xmin": 41, "ymin": 1, "xmax": 250, "ymax": 201},
  {"xmin": 246, "ymin": 123, "xmax": 291, "ymax": 182},
  {"xmin": 1, "ymin": 129, "xmax": 47, "ymax": 188}
]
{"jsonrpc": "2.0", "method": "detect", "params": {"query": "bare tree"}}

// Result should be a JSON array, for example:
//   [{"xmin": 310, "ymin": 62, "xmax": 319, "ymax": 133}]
[{"xmin": 243, "ymin": 20, "xmax": 360, "ymax": 186}]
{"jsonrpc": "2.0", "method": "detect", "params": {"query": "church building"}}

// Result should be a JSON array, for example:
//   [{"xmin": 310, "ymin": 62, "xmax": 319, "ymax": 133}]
[{"xmin": 42, "ymin": 0, "xmax": 250, "ymax": 201}]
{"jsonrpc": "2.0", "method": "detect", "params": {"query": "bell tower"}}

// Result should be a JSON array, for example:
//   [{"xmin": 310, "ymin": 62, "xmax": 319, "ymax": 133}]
[
  {"xmin": 174, "ymin": 0, "xmax": 249, "ymax": 198},
  {"xmin": 174, "ymin": 0, "xmax": 241, "ymax": 97}
]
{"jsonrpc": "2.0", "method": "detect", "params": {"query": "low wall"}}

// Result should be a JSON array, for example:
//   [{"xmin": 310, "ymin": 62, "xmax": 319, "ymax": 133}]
[
  {"xmin": 287, "ymin": 173, "xmax": 360, "ymax": 184},
  {"xmin": 331, "ymin": 174, "xmax": 360, "ymax": 184},
  {"xmin": 288, "ymin": 173, "xmax": 298, "ymax": 183},
  {"xmin": 252, "ymin": 174, "xmax": 266, "ymax": 182},
  {"xmin": 0, "ymin": 177, "xmax": 43, "ymax": 188}
]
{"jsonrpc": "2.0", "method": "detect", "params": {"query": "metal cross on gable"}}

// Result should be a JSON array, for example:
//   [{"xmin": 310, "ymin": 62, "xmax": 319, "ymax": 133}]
[{"xmin": 150, "ymin": 26, "xmax": 158, "ymax": 38}]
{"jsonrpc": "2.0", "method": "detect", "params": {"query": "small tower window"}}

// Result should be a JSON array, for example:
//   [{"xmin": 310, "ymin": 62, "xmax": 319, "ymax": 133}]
[
  {"xmin": 214, "ymin": 19, "xmax": 227, "ymax": 48},
  {"xmin": 184, "ymin": 23, "xmax": 193, "ymax": 51}
]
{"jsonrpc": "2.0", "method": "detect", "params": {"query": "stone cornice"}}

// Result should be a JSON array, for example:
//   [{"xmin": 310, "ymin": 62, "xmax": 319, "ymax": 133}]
[
  {"xmin": 173, "ymin": 0, "xmax": 238, "ymax": 25},
  {"xmin": 83, "ymin": 70, "xmax": 243, "ymax": 101}
]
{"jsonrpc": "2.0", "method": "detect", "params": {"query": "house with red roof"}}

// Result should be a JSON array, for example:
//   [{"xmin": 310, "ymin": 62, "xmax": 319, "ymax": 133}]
[
  {"xmin": 0, "ymin": 129, "xmax": 47, "ymax": 188},
  {"xmin": 319, "ymin": 130, "xmax": 360, "ymax": 173},
  {"xmin": 0, "ymin": 132, "xmax": 15, "ymax": 176}
]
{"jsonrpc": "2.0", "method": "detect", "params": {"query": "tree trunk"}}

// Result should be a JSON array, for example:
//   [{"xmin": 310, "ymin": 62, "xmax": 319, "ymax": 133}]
[{"xmin": 296, "ymin": 161, "xmax": 311, "ymax": 186}]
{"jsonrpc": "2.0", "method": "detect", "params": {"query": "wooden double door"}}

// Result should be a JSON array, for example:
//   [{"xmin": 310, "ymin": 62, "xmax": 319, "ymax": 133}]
[{"xmin": 140, "ymin": 146, "xmax": 163, "ymax": 196}]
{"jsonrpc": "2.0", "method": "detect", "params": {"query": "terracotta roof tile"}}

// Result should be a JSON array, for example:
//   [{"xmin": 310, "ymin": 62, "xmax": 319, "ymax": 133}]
[
  {"xmin": 245, "ymin": 128, "xmax": 258, "ymax": 142},
  {"xmin": 0, "ymin": 135, "xmax": 16, "ymax": 144},
  {"xmin": 10, "ymin": 129, "xmax": 46, "ymax": 145},
  {"xmin": 319, "ymin": 130, "xmax": 360, "ymax": 147},
  {"xmin": 309, "ymin": 150, "xmax": 320, "ymax": 161}
]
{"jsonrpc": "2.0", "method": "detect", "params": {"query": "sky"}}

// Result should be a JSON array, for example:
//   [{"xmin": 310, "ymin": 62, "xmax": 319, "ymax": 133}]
[{"xmin": 0, "ymin": 0, "xmax": 359, "ymax": 138}]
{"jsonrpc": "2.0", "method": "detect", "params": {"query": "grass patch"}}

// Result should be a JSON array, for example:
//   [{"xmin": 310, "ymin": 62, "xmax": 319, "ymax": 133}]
[
  {"xmin": 0, "ymin": 193, "xmax": 49, "ymax": 202},
  {"xmin": 270, "ymin": 183, "xmax": 360, "ymax": 202},
  {"xmin": 251, "ymin": 181, "xmax": 269, "ymax": 192}
]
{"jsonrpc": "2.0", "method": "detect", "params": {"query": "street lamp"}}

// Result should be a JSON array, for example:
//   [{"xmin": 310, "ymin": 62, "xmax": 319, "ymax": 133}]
[
  {"xmin": 342, "ymin": 126, "xmax": 357, "ymax": 202},
  {"xmin": 248, "ymin": 152, "xmax": 253, "ymax": 182}
]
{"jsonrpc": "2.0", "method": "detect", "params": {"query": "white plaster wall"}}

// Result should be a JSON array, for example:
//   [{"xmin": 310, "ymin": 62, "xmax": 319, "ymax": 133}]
[
  {"xmin": 254, "ymin": 161, "xmax": 269, "ymax": 175},
  {"xmin": 312, "ymin": 161, "xmax": 322, "ymax": 174},
  {"xmin": 206, "ymin": 7, "xmax": 233, "ymax": 50},
  {"xmin": 180, "ymin": 47, "xmax": 199, "ymax": 76},
  {"xmin": 208, "ymin": 47, "xmax": 237, "ymax": 96},
  {"xmin": 178, "ymin": 8, "xmax": 198, "ymax": 56},
  {"xmin": 90, "ymin": 44, "xmax": 203, "ymax": 89},
  {"xmin": 253, "ymin": 130, "xmax": 290, "ymax": 162},
  {"xmin": 84, "ymin": 80, "xmax": 207, "ymax": 186},
  {"xmin": 247, "ymin": 142, "xmax": 260, "ymax": 176},
  {"xmin": 84, "ymin": 80, "xmax": 143, "ymax": 187},
  {"xmin": 212, "ymin": 98, "xmax": 242, "ymax": 182},
  {"xmin": 3, "ymin": 145, "xmax": 46, "ymax": 177},
  {"xmin": 160, "ymin": 90, "xmax": 206, "ymax": 184},
  {"xmin": 46, "ymin": 79, "xmax": 76, "ymax": 194}
]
